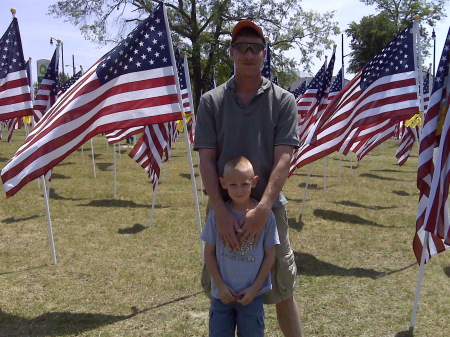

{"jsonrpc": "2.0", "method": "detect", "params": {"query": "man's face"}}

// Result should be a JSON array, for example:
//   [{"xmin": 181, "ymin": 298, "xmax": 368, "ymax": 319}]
[{"xmin": 230, "ymin": 35, "xmax": 266, "ymax": 77}]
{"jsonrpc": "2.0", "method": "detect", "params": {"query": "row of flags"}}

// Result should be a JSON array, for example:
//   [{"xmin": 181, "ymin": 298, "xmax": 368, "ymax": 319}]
[{"xmin": 0, "ymin": 7, "xmax": 448, "ymax": 264}]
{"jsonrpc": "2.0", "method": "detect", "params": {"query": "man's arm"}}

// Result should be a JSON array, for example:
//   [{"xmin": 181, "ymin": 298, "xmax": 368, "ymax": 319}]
[
  {"xmin": 204, "ymin": 242, "xmax": 237, "ymax": 304},
  {"xmin": 199, "ymin": 148, "xmax": 241, "ymax": 250},
  {"xmin": 239, "ymin": 145, "xmax": 294, "ymax": 246},
  {"xmin": 236, "ymin": 245, "xmax": 276, "ymax": 306}
]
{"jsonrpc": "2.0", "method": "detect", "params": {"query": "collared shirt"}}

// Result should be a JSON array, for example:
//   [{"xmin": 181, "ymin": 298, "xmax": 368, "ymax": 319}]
[{"xmin": 194, "ymin": 76, "xmax": 299, "ymax": 207}]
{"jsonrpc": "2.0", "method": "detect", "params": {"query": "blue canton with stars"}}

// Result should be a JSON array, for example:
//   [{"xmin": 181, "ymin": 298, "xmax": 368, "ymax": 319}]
[
  {"xmin": 291, "ymin": 81, "xmax": 307, "ymax": 99},
  {"xmin": 0, "ymin": 18, "xmax": 26, "ymax": 80},
  {"xmin": 97, "ymin": 5, "xmax": 171, "ymax": 85},
  {"xmin": 43, "ymin": 49, "xmax": 60, "ymax": 97},
  {"xmin": 430, "ymin": 27, "xmax": 450, "ymax": 94},
  {"xmin": 361, "ymin": 23, "xmax": 415, "ymax": 91},
  {"xmin": 175, "ymin": 49, "xmax": 187, "ymax": 90},
  {"xmin": 329, "ymin": 67, "xmax": 343, "ymax": 94}
]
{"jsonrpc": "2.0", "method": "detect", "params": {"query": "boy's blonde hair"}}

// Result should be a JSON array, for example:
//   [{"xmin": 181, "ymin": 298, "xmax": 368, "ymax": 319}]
[{"xmin": 223, "ymin": 156, "xmax": 254, "ymax": 175}]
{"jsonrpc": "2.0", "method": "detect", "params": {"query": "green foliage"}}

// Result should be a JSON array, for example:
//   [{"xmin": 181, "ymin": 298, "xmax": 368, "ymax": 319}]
[
  {"xmin": 346, "ymin": 0, "xmax": 448, "ymax": 73},
  {"xmin": 48, "ymin": 0, "xmax": 340, "ymax": 107}
]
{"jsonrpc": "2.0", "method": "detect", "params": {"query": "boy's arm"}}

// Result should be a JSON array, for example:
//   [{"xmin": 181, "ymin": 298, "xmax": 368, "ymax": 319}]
[
  {"xmin": 199, "ymin": 148, "xmax": 241, "ymax": 251},
  {"xmin": 204, "ymin": 242, "xmax": 236, "ymax": 304},
  {"xmin": 239, "ymin": 145, "xmax": 293, "ymax": 246},
  {"xmin": 236, "ymin": 245, "xmax": 276, "ymax": 306}
]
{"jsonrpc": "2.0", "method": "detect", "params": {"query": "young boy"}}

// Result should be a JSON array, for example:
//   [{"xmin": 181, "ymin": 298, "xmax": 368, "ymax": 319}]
[{"xmin": 201, "ymin": 156, "xmax": 280, "ymax": 337}]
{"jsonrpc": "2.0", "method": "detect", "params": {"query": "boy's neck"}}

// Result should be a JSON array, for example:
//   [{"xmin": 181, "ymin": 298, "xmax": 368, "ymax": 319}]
[{"xmin": 228, "ymin": 198, "xmax": 256, "ymax": 215}]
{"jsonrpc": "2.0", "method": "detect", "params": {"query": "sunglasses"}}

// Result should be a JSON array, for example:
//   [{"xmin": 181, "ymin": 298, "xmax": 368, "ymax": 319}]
[{"xmin": 231, "ymin": 42, "xmax": 265, "ymax": 54}]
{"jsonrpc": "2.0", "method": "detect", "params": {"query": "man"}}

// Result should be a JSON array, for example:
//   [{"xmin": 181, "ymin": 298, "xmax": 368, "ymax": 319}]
[{"xmin": 194, "ymin": 20, "xmax": 303, "ymax": 337}]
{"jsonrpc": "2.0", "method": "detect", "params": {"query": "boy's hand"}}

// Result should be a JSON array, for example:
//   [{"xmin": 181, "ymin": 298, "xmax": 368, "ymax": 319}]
[
  {"xmin": 236, "ymin": 285, "xmax": 258, "ymax": 306},
  {"xmin": 217, "ymin": 284, "xmax": 237, "ymax": 304}
]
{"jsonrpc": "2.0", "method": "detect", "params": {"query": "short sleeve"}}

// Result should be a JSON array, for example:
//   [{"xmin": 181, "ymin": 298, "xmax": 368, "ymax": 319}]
[
  {"xmin": 274, "ymin": 91, "xmax": 299, "ymax": 148},
  {"xmin": 200, "ymin": 211, "xmax": 217, "ymax": 246},
  {"xmin": 263, "ymin": 211, "xmax": 280, "ymax": 249},
  {"xmin": 193, "ymin": 94, "xmax": 218, "ymax": 151}
]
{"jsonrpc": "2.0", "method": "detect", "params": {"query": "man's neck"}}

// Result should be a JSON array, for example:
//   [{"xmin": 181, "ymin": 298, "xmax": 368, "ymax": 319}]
[{"xmin": 234, "ymin": 74, "xmax": 263, "ymax": 106}]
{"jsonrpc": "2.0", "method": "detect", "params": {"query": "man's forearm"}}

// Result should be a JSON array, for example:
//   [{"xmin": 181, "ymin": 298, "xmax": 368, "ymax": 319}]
[{"xmin": 258, "ymin": 145, "xmax": 293, "ymax": 212}]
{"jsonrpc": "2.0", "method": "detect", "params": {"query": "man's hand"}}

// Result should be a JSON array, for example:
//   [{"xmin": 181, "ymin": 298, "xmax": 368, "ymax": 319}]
[
  {"xmin": 217, "ymin": 283, "xmax": 237, "ymax": 304},
  {"xmin": 238, "ymin": 205, "xmax": 270, "ymax": 247},
  {"xmin": 215, "ymin": 205, "xmax": 242, "ymax": 251}
]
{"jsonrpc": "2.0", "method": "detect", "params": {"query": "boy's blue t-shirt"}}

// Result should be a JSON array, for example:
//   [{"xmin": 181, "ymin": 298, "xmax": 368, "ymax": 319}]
[{"xmin": 201, "ymin": 201, "xmax": 280, "ymax": 299}]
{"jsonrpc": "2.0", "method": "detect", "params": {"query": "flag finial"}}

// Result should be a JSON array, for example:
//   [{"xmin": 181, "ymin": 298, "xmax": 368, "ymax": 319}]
[{"xmin": 10, "ymin": 8, "xmax": 16, "ymax": 17}]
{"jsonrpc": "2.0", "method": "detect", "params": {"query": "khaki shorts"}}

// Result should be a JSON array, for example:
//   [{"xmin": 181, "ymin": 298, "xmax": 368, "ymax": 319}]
[{"xmin": 201, "ymin": 205, "xmax": 297, "ymax": 304}]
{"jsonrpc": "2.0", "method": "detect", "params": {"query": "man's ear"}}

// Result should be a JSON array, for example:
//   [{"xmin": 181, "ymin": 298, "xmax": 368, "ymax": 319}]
[
  {"xmin": 251, "ymin": 175, "xmax": 259, "ymax": 188},
  {"xmin": 219, "ymin": 177, "xmax": 227, "ymax": 189}
]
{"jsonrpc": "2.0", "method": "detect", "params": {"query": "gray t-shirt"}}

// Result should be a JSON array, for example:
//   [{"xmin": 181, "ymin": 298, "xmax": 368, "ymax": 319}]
[
  {"xmin": 193, "ymin": 77, "xmax": 299, "ymax": 207},
  {"xmin": 201, "ymin": 201, "xmax": 280, "ymax": 299}
]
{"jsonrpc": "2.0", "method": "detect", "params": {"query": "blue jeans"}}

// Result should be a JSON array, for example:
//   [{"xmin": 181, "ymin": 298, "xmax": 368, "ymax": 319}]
[{"xmin": 209, "ymin": 295, "xmax": 265, "ymax": 337}]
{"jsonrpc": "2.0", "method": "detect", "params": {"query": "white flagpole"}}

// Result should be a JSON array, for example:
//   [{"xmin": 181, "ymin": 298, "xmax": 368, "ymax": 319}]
[
  {"xmin": 149, "ymin": 178, "xmax": 159, "ymax": 227},
  {"xmin": 113, "ymin": 143, "xmax": 117, "ymax": 197},
  {"xmin": 90, "ymin": 138, "xmax": 96, "ymax": 178},
  {"xmin": 409, "ymin": 232, "xmax": 429, "ymax": 329},
  {"xmin": 338, "ymin": 153, "xmax": 343, "ymax": 183},
  {"xmin": 197, "ymin": 151, "xmax": 204, "ymax": 204},
  {"xmin": 41, "ymin": 177, "xmax": 57, "ymax": 265},
  {"xmin": 164, "ymin": 5, "xmax": 203, "ymax": 262},
  {"xmin": 81, "ymin": 144, "xmax": 85, "ymax": 164},
  {"xmin": 323, "ymin": 157, "xmax": 327, "ymax": 196},
  {"xmin": 299, "ymin": 163, "xmax": 313, "ymax": 221}
]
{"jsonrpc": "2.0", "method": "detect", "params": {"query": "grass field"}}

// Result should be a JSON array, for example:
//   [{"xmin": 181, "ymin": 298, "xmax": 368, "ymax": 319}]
[{"xmin": 0, "ymin": 129, "xmax": 449, "ymax": 337}]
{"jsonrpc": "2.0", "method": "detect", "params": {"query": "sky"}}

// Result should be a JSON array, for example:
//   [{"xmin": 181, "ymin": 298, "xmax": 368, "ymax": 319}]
[{"xmin": 1, "ymin": 0, "xmax": 449, "ymax": 81}]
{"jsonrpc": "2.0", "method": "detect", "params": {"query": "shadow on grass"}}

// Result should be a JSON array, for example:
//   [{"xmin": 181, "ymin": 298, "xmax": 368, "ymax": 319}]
[
  {"xmin": 395, "ymin": 328, "xmax": 414, "ymax": 337},
  {"xmin": 78, "ymin": 199, "xmax": 168, "ymax": 209},
  {"xmin": 49, "ymin": 189, "xmax": 86, "ymax": 201},
  {"xmin": 288, "ymin": 218, "xmax": 304, "ymax": 232},
  {"xmin": 298, "ymin": 183, "xmax": 319, "ymax": 189},
  {"xmin": 0, "ymin": 264, "xmax": 48, "ymax": 276},
  {"xmin": 136, "ymin": 291, "xmax": 203, "ymax": 312},
  {"xmin": 1, "ymin": 215, "xmax": 40, "ymax": 224},
  {"xmin": 392, "ymin": 190, "xmax": 411, "ymax": 196},
  {"xmin": 444, "ymin": 266, "xmax": 450, "ymax": 277},
  {"xmin": 294, "ymin": 252, "xmax": 385, "ymax": 279},
  {"xmin": 0, "ymin": 156, "xmax": 8, "ymax": 163},
  {"xmin": 56, "ymin": 162, "xmax": 75, "ymax": 167},
  {"xmin": 290, "ymin": 172, "xmax": 324, "ymax": 178},
  {"xmin": 118, "ymin": 223, "xmax": 146, "ymax": 234},
  {"xmin": 97, "ymin": 162, "xmax": 113, "ymax": 171},
  {"xmin": 335, "ymin": 200, "xmax": 397, "ymax": 210},
  {"xmin": 313, "ymin": 209, "xmax": 406, "ymax": 228},
  {"xmin": 359, "ymin": 173, "xmax": 400, "ymax": 181},
  {"xmin": 179, "ymin": 173, "xmax": 199, "ymax": 180},
  {"xmin": 0, "ymin": 309, "xmax": 136, "ymax": 337},
  {"xmin": 49, "ymin": 173, "xmax": 70, "ymax": 180}
]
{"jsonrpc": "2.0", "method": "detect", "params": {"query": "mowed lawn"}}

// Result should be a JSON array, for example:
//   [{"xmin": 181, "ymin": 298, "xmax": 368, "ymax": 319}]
[{"xmin": 0, "ymin": 129, "xmax": 449, "ymax": 337}]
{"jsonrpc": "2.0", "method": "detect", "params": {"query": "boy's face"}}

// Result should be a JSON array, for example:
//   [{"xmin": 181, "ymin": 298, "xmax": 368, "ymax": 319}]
[
  {"xmin": 219, "ymin": 168, "xmax": 258, "ymax": 204},
  {"xmin": 230, "ymin": 34, "xmax": 266, "ymax": 77}
]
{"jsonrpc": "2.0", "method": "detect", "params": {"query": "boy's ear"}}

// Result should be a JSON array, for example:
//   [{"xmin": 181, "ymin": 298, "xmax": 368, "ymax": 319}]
[
  {"xmin": 252, "ymin": 175, "xmax": 259, "ymax": 188},
  {"xmin": 219, "ymin": 177, "xmax": 226, "ymax": 189}
]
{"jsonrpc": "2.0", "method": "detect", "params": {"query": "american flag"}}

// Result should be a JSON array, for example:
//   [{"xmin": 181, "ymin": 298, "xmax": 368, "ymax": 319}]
[
  {"xmin": 413, "ymin": 27, "xmax": 450, "ymax": 263},
  {"xmin": 129, "ymin": 122, "xmax": 170, "ymax": 189},
  {"xmin": 175, "ymin": 49, "xmax": 193, "ymax": 115},
  {"xmin": 33, "ymin": 46, "xmax": 59, "ymax": 123},
  {"xmin": 298, "ymin": 50, "xmax": 336, "ymax": 143},
  {"xmin": 105, "ymin": 126, "xmax": 143, "ymax": 144},
  {"xmin": 7, "ymin": 117, "xmax": 21, "ymax": 144},
  {"xmin": 296, "ymin": 60, "xmax": 327, "ymax": 120},
  {"xmin": 60, "ymin": 70, "xmax": 83, "ymax": 93},
  {"xmin": 272, "ymin": 75, "xmax": 279, "ymax": 85},
  {"xmin": 395, "ymin": 67, "xmax": 431, "ymax": 166},
  {"xmin": 291, "ymin": 80, "xmax": 307, "ymax": 99},
  {"xmin": 289, "ymin": 22, "xmax": 419, "ymax": 173},
  {"xmin": 0, "ymin": 17, "xmax": 33, "ymax": 121},
  {"xmin": 351, "ymin": 122, "xmax": 396, "ymax": 161},
  {"xmin": 261, "ymin": 40, "xmax": 271, "ymax": 79},
  {"xmin": 208, "ymin": 70, "xmax": 217, "ymax": 91},
  {"xmin": 1, "ymin": 4, "xmax": 182, "ymax": 197}
]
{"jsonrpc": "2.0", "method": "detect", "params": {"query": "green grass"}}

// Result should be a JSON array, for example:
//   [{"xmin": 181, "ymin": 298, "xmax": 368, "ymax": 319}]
[{"xmin": 0, "ymin": 130, "xmax": 449, "ymax": 336}]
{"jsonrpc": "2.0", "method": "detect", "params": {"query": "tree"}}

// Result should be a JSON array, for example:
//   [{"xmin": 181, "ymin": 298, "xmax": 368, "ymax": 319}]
[
  {"xmin": 48, "ymin": 0, "xmax": 340, "ymax": 108},
  {"xmin": 346, "ymin": 0, "xmax": 448, "ymax": 73}
]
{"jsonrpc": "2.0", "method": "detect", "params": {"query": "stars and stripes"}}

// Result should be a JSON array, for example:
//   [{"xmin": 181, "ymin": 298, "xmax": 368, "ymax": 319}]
[
  {"xmin": 291, "ymin": 81, "xmax": 307, "ymax": 99},
  {"xmin": 60, "ymin": 70, "xmax": 83, "ymax": 94},
  {"xmin": 289, "ymin": 22, "xmax": 419, "ymax": 173},
  {"xmin": 1, "ymin": 4, "xmax": 182, "ymax": 198},
  {"xmin": 175, "ymin": 49, "xmax": 193, "ymax": 115},
  {"xmin": 413, "ymin": 27, "xmax": 450, "ymax": 263},
  {"xmin": 261, "ymin": 40, "xmax": 271, "ymax": 79},
  {"xmin": 33, "ymin": 46, "xmax": 59, "ymax": 123},
  {"xmin": 0, "ymin": 17, "xmax": 33, "ymax": 121}
]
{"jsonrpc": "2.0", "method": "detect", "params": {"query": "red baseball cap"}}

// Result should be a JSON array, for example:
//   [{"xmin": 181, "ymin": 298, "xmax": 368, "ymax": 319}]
[{"xmin": 231, "ymin": 20, "xmax": 264, "ymax": 43}]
